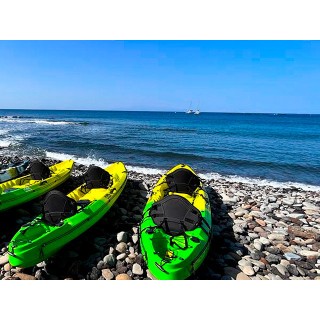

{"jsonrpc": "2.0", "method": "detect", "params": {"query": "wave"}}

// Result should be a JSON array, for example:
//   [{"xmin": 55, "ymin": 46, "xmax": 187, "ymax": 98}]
[
  {"xmin": 0, "ymin": 129, "xmax": 9, "ymax": 135},
  {"xmin": 45, "ymin": 150, "xmax": 320, "ymax": 191},
  {"xmin": 0, "ymin": 140, "xmax": 11, "ymax": 148},
  {"xmin": 198, "ymin": 172, "xmax": 320, "ymax": 192},
  {"xmin": 46, "ymin": 151, "xmax": 110, "ymax": 168},
  {"xmin": 0, "ymin": 116, "xmax": 82, "ymax": 126}
]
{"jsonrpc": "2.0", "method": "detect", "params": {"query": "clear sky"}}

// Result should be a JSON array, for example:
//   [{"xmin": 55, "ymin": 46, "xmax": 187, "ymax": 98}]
[{"xmin": 0, "ymin": 40, "xmax": 319, "ymax": 113}]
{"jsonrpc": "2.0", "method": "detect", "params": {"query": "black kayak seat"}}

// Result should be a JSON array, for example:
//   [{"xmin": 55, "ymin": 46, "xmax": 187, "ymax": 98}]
[
  {"xmin": 166, "ymin": 168, "xmax": 200, "ymax": 195},
  {"xmin": 43, "ymin": 190, "xmax": 77, "ymax": 226},
  {"xmin": 83, "ymin": 165, "xmax": 110, "ymax": 189},
  {"xmin": 29, "ymin": 160, "xmax": 50, "ymax": 180},
  {"xmin": 150, "ymin": 195, "xmax": 202, "ymax": 236}
]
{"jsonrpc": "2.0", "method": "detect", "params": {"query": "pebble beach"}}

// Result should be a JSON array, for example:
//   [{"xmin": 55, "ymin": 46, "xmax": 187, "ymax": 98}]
[{"xmin": 0, "ymin": 156, "xmax": 320, "ymax": 280}]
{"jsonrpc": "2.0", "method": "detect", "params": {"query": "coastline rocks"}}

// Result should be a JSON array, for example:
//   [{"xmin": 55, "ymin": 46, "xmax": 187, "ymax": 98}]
[{"xmin": 1, "ymin": 158, "xmax": 319, "ymax": 281}]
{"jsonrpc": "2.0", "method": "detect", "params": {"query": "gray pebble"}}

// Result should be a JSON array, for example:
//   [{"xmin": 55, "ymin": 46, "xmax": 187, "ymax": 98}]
[{"xmin": 103, "ymin": 254, "xmax": 116, "ymax": 267}]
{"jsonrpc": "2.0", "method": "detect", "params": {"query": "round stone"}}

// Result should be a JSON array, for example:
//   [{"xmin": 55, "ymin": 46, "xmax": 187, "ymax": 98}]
[
  {"xmin": 242, "ymin": 266, "xmax": 255, "ymax": 276},
  {"xmin": 266, "ymin": 254, "xmax": 281, "ymax": 264},
  {"xmin": 102, "ymin": 269, "xmax": 114, "ymax": 280},
  {"xmin": 238, "ymin": 259, "xmax": 252, "ymax": 267},
  {"xmin": 132, "ymin": 234, "xmax": 139, "ymax": 244},
  {"xmin": 117, "ymin": 253, "xmax": 127, "ymax": 260},
  {"xmin": 132, "ymin": 263, "xmax": 144, "ymax": 275},
  {"xmin": 3, "ymin": 263, "xmax": 11, "ymax": 272},
  {"xmin": 103, "ymin": 254, "xmax": 116, "ymax": 267},
  {"xmin": 116, "ymin": 242, "xmax": 127, "ymax": 253},
  {"xmin": 0, "ymin": 253, "xmax": 9, "ymax": 266},
  {"xmin": 253, "ymin": 240, "xmax": 264, "ymax": 251},
  {"xmin": 116, "ymin": 273, "xmax": 132, "ymax": 280},
  {"xmin": 117, "ymin": 231, "xmax": 128, "ymax": 243}
]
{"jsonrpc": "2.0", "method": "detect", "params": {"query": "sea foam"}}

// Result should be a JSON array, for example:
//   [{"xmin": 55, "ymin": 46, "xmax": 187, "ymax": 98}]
[
  {"xmin": 46, "ymin": 151, "xmax": 320, "ymax": 191},
  {"xmin": 0, "ymin": 117, "xmax": 75, "ymax": 126}
]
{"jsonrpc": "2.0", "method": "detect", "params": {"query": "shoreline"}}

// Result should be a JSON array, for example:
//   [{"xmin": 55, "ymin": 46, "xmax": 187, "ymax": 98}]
[{"xmin": 0, "ymin": 156, "xmax": 320, "ymax": 280}]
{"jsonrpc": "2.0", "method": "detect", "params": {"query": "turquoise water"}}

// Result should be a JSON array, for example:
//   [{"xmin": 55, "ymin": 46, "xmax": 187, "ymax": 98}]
[{"xmin": 0, "ymin": 109, "xmax": 319, "ymax": 188}]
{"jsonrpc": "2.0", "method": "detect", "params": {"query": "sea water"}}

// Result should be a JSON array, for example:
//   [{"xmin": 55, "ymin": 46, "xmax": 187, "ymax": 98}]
[{"xmin": 0, "ymin": 109, "xmax": 319, "ymax": 190}]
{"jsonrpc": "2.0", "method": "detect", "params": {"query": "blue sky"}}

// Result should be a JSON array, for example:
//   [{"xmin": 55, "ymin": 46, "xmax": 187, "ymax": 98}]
[{"xmin": 0, "ymin": 40, "xmax": 319, "ymax": 113}]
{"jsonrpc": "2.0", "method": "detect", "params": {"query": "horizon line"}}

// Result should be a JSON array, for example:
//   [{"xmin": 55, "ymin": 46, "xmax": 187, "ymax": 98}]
[{"xmin": 0, "ymin": 108, "xmax": 319, "ymax": 116}]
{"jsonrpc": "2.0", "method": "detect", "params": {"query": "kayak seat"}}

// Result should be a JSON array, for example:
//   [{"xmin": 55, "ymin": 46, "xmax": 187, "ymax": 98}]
[
  {"xmin": 150, "ymin": 195, "xmax": 202, "ymax": 237},
  {"xmin": 43, "ymin": 190, "xmax": 77, "ymax": 226},
  {"xmin": 82, "ymin": 165, "xmax": 111, "ymax": 189},
  {"xmin": 166, "ymin": 168, "xmax": 200, "ymax": 195},
  {"xmin": 29, "ymin": 160, "xmax": 51, "ymax": 180}
]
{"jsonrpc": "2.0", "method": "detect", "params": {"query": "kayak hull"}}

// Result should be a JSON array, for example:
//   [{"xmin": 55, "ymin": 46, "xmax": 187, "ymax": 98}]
[
  {"xmin": 140, "ymin": 164, "xmax": 212, "ymax": 280},
  {"xmin": 8, "ymin": 162, "xmax": 127, "ymax": 268},
  {"xmin": 0, "ymin": 160, "xmax": 74, "ymax": 212}
]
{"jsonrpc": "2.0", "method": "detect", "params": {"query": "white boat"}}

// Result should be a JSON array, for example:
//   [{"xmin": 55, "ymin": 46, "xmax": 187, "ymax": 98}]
[
  {"xmin": 186, "ymin": 109, "xmax": 193, "ymax": 114},
  {"xmin": 194, "ymin": 109, "xmax": 200, "ymax": 115}
]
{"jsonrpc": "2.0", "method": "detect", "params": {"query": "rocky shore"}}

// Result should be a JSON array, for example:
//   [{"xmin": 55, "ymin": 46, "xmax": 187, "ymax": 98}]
[{"xmin": 1, "ymin": 156, "xmax": 320, "ymax": 280}]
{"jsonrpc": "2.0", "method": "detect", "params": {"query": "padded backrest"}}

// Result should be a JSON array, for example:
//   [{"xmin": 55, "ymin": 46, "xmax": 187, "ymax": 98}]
[
  {"xmin": 83, "ymin": 165, "xmax": 110, "ymax": 189},
  {"xmin": 43, "ymin": 190, "xmax": 77, "ymax": 225},
  {"xmin": 29, "ymin": 160, "xmax": 50, "ymax": 180},
  {"xmin": 150, "ymin": 195, "xmax": 202, "ymax": 236},
  {"xmin": 166, "ymin": 168, "xmax": 200, "ymax": 195}
]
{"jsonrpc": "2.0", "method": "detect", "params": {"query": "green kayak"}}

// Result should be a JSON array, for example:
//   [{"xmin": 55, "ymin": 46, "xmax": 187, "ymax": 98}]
[
  {"xmin": 8, "ymin": 161, "xmax": 127, "ymax": 268},
  {"xmin": 0, "ymin": 160, "xmax": 74, "ymax": 212},
  {"xmin": 140, "ymin": 164, "xmax": 212, "ymax": 280}
]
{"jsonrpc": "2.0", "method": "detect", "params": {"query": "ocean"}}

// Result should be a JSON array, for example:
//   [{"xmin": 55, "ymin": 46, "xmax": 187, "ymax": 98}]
[{"xmin": 0, "ymin": 109, "xmax": 319, "ymax": 190}]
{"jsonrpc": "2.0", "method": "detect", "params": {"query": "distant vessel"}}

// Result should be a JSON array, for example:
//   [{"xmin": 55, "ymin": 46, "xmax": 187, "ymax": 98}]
[
  {"xmin": 194, "ymin": 109, "xmax": 200, "ymax": 115},
  {"xmin": 186, "ymin": 109, "xmax": 193, "ymax": 114}
]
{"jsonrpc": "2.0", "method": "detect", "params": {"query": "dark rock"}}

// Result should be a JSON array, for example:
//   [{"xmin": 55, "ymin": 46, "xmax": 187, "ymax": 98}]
[
  {"xmin": 250, "ymin": 250, "xmax": 263, "ymax": 260},
  {"xmin": 88, "ymin": 267, "xmax": 101, "ymax": 280},
  {"xmin": 266, "ymin": 247, "xmax": 280, "ymax": 255},
  {"xmin": 266, "ymin": 254, "xmax": 281, "ymax": 264},
  {"xmin": 294, "ymin": 261, "xmax": 314, "ymax": 270},
  {"xmin": 287, "ymin": 264, "xmax": 299, "ymax": 276}
]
